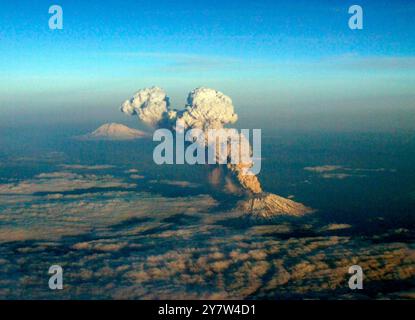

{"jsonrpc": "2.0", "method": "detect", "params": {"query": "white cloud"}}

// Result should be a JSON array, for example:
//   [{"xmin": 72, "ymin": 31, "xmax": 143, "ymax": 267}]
[{"xmin": 0, "ymin": 171, "xmax": 134, "ymax": 195}]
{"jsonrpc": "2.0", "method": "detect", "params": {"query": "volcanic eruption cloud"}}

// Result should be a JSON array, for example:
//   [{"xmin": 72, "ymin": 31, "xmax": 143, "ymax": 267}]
[{"xmin": 121, "ymin": 87, "xmax": 313, "ymax": 218}]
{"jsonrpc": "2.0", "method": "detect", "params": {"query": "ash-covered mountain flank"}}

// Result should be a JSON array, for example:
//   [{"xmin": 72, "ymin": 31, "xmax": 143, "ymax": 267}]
[{"xmin": 238, "ymin": 192, "xmax": 314, "ymax": 219}]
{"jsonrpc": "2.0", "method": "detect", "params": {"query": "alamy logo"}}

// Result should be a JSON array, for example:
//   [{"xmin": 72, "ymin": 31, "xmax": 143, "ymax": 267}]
[
  {"xmin": 348, "ymin": 265, "xmax": 363, "ymax": 289},
  {"xmin": 48, "ymin": 265, "xmax": 63, "ymax": 290},
  {"xmin": 49, "ymin": 5, "xmax": 63, "ymax": 30},
  {"xmin": 348, "ymin": 5, "xmax": 363, "ymax": 30},
  {"xmin": 153, "ymin": 120, "xmax": 262, "ymax": 175}
]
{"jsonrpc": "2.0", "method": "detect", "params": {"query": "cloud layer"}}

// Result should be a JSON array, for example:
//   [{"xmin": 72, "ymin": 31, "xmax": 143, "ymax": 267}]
[{"xmin": 0, "ymin": 165, "xmax": 413, "ymax": 299}]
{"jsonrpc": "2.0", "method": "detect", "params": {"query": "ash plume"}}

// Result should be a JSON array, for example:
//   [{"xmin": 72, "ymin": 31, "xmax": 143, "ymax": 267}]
[
  {"xmin": 121, "ymin": 87, "xmax": 313, "ymax": 218},
  {"xmin": 120, "ymin": 87, "xmax": 170, "ymax": 127},
  {"xmin": 181, "ymin": 87, "xmax": 238, "ymax": 130}
]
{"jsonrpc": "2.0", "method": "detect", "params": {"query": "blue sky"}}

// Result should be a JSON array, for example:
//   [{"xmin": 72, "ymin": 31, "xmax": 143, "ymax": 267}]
[{"xmin": 0, "ymin": 0, "xmax": 414, "ymax": 129}]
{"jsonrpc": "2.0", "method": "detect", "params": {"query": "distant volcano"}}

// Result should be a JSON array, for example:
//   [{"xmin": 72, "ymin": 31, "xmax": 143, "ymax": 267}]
[{"xmin": 79, "ymin": 123, "xmax": 148, "ymax": 140}]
